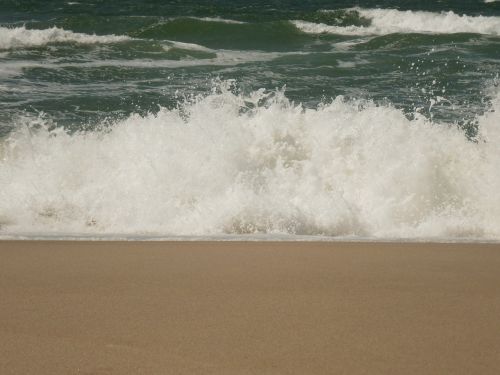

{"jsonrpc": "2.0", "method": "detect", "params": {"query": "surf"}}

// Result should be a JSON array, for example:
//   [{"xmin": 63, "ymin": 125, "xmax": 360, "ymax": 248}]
[
  {"xmin": 293, "ymin": 8, "xmax": 500, "ymax": 36},
  {"xmin": 0, "ymin": 26, "xmax": 131, "ymax": 50},
  {"xmin": 1, "ymin": 83, "xmax": 498, "ymax": 239}
]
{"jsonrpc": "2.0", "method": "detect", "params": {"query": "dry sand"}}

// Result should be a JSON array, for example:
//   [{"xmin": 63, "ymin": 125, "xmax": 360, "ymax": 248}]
[{"xmin": 1, "ymin": 240, "xmax": 500, "ymax": 374}]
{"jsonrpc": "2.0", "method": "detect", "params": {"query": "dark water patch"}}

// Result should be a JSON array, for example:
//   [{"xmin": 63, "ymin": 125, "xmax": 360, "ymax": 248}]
[
  {"xmin": 463, "ymin": 38, "xmax": 500, "ymax": 59},
  {"xmin": 353, "ymin": 33, "xmax": 482, "ymax": 51}
]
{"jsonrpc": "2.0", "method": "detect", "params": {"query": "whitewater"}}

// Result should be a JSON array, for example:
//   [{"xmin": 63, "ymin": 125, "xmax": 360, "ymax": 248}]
[
  {"xmin": 0, "ymin": 26, "xmax": 131, "ymax": 50},
  {"xmin": 293, "ymin": 8, "xmax": 500, "ymax": 36},
  {"xmin": 4, "ymin": 8, "xmax": 500, "ymax": 52},
  {"xmin": 1, "ymin": 1, "xmax": 499, "ymax": 240},
  {"xmin": 1, "ymin": 84, "xmax": 499, "ymax": 239}
]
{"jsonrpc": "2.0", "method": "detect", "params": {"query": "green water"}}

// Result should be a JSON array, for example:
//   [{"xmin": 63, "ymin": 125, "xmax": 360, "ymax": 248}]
[{"xmin": 1, "ymin": 1, "xmax": 499, "ymax": 136}]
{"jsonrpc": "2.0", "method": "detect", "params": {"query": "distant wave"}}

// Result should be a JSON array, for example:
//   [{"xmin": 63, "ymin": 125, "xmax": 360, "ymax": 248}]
[
  {"xmin": 1, "ymin": 83, "xmax": 499, "ymax": 239},
  {"xmin": 188, "ymin": 17, "xmax": 246, "ymax": 24},
  {"xmin": 0, "ymin": 50, "xmax": 290, "ymax": 74},
  {"xmin": 0, "ymin": 26, "xmax": 131, "ymax": 50},
  {"xmin": 163, "ymin": 40, "xmax": 215, "ymax": 53},
  {"xmin": 293, "ymin": 9, "xmax": 500, "ymax": 36},
  {"xmin": 134, "ymin": 18, "xmax": 303, "ymax": 51}
]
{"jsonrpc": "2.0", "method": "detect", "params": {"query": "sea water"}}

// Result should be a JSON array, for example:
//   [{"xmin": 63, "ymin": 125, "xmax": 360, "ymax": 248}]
[{"xmin": 0, "ymin": 0, "xmax": 499, "ymax": 240}]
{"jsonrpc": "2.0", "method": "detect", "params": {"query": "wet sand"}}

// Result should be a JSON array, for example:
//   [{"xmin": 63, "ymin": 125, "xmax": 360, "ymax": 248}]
[{"xmin": 1, "ymin": 240, "xmax": 499, "ymax": 374}]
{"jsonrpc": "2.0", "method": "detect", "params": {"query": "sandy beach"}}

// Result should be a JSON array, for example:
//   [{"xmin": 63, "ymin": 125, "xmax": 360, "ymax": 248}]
[{"xmin": 1, "ymin": 240, "xmax": 499, "ymax": 374}]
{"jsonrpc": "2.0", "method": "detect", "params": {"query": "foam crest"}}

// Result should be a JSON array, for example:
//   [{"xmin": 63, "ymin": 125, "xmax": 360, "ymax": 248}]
[
  {"xmin": 1, "ymin": 84, "xmax": 499, "ymax": 239},
  {"xmin": 163, "ymin": 40, "xmax": 214, "ymax": 53},
  {"xmin": 4, "ymin": 50, "xmax": 292, "ymax": 71},
  {"xmin": 293, "ymin": 9, "xmax": 500, "ymax": 36},
  {"xmin": 0, "ymin": 26, "xmax": 131, "ymax": 50},
  {"xmin": 189, "ymin": 17, "xmax": 246, "ymax": 24}
]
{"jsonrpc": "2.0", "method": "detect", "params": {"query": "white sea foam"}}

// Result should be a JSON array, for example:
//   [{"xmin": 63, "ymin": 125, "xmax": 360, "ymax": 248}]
[
  {"xmin": 190, "ymin": 17, "xmax": 246, "ymax": 24},
  {"xmin": 1, "ymin": 83, "xmax": 499, "ymax": 239},
  {"xmin": 0, "ymin": 26, "xmax": 131, "ymax": 50},
  {"xmin": 0, "ymin": 62, "xmax": 24, "ymax": 78},
  {"xmin": 293, "ymin": 9, "xmax": 500, "ymax": 36},
  {"xmin": 4, "ymin": 50, "xmax": 291, "ymax": 71},
  {"xmin": 163, "ymin": 40, "xmax": 215, "ymax": 53}
]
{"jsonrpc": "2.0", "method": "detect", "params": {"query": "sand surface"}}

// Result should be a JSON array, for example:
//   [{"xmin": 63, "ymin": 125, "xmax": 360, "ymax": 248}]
[{"xmin": 1, "ymin": 241, "xmax": 500, "ymax": 374}]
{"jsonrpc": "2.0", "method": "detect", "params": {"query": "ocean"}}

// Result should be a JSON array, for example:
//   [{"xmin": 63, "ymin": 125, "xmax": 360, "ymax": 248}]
[{"xmin": 0, "ymin": 0, "xmax": 499, "ymax": 240}]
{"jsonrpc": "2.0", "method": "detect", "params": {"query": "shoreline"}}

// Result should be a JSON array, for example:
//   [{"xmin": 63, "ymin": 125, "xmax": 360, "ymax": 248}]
[
  {"xmin": 1, "ymin": 235, "xmax": 500, "ymax": 243},
  {"xmin": 2, "ymin": 240, "xmax": 500, "ymax": 374}
]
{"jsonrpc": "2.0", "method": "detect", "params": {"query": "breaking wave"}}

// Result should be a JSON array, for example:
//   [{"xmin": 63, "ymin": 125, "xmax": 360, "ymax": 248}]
[
  {"xmin": 163, "ymin": 40, "xmax": 215, "ymax": 53},
  {"xmin": 0, "ymin": 26, "xmax": 131, "ymax": 50},
  {"xmin": 187, "ymin": 17, "xmax": 246, "ymax": 25},
  {"xmin": 293, "ymin": 8, "xmax": 500, "ymax": 36},
  {"xmin": 1, "ymin": 83, "xmax": 499, "ymax": 239}
]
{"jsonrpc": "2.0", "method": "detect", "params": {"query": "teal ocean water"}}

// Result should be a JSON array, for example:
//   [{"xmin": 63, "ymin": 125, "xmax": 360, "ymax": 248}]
[{"xmin": 1, "ymin": 1, "xmax": 499, "ymax": 239}]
